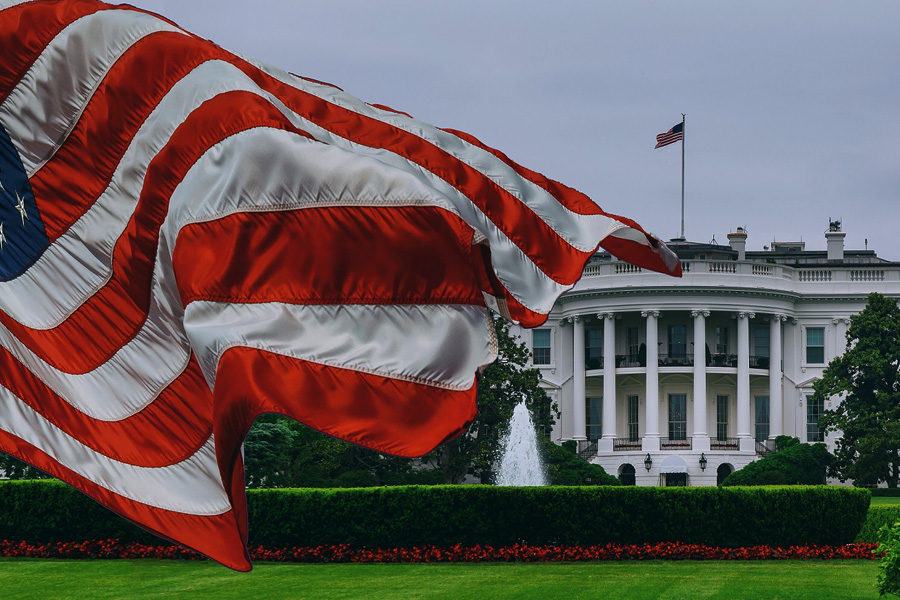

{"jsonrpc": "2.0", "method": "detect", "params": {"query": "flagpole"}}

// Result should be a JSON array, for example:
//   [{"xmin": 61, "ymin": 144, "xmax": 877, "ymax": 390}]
[{"xmin": 680, "ymin": 113, "xmax": 685, "ymax": 240}]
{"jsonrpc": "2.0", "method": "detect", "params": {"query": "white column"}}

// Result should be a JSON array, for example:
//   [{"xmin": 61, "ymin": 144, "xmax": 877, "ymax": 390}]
[
  {"xmin": 572, "ymin": 316, "xmax": 586, "ymax": 440},
  {"xmin": 692, "ymin": 310, "xmax": 710, "ymax": 451},
  {"xmin": 642, "ymin": 310, "xmax": 660, "ymax": 451},
  {"xmin": 769, "ymin": 315, "xmax": 784, "ymax": 439},
  {"xmin": 736, "ymin": 311, "xmax": 755, "ymax": 451},
  {"xmin": 599, "ymin": 312, "xmax": 616, "ymax": 452}
]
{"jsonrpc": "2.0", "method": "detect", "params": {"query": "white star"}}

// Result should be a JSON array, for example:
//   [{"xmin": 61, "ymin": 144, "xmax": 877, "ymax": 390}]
[
  {"xmin": 0, "ymin": 222, "xmax": 6, "ymax": 251},
  {"xmin": 14, "ymin": 190, "xmax": 27, "ymax": 226}
]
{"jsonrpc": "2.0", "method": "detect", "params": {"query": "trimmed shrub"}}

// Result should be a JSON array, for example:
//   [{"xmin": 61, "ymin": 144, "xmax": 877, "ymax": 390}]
[
  {"xmin": 543, "ymin": 440, "xmax": 620, "ymax": 486},
  {"xmin": 877, "ymin": 522, "xmax": 900, "ymax": 596},
  {"xmin": 721, "ymin": 442, "xmax": 832, "ymax": 486},
  {"xmin": 872, "ymin": 489, "xmax": 900, "ymax": 497},
  {"xmin": 0, "ymin": 481, "xmax": 869, "ymax": 549},
  {"xmin": 856, "ymin": 506, "xmax": 900, "ymax": 543}
]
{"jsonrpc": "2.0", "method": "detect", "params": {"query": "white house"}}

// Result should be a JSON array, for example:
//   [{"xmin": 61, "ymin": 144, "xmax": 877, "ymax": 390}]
[{"xmin": 516, "ymin": 222, "xmax": 900, "ymax": 486}]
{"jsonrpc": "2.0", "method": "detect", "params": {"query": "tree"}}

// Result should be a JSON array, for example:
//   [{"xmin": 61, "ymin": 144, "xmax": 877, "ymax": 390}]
[
  {"xmin": 0, "ymin": 452, "xmax": 52, "ymax": 480},
  {"xmin": 816, "ymin": 292, "xmax": 900, "ymax": 487},
  {"xmin": 543, "ymin": 440, "xmax": 619, "ymax": 486},
  {"xmin": 425, "ymin": 313, "xmax": 557, "ymax": 484}
]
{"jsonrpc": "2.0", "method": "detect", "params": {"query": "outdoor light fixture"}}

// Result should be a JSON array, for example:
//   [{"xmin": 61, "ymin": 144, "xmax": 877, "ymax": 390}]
[
  {"xmin": 644, "ymin": 453, "xmax": 653, "ymax": 471},
  {"xmin": 699, "ymin": 453, "xmax": 708, "ymax": 471}
]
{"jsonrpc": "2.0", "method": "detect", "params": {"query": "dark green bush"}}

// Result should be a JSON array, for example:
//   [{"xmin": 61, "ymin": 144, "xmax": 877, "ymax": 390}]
[
  {"xmin": 0, "ymin": 481, "xmax": 869, "ymax": 549},
  {"xmin": 542, "ymin": 439, "xmax": 620, "ymax": 486},
  {"xmin": 722, "ymin": 442, "xmax": 832, "ymax": 486},
  {"xmin": 872, "ymin": 489, "xmax": 900, "ymax": 497},
  {"xmin": 856, "ymin": 506, "xmax": 900, "ymax": 543},
  {"xmin": 876, "ymin": 522, "xmax": 900, "ymax": 596}
]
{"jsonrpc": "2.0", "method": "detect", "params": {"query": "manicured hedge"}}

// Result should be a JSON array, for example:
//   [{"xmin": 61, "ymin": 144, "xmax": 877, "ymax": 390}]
[
  {"xmin": 0, "ymin": 481, "xmax": 870, "ymax": 549},
  {"xmin": 856, "ymin": 506, "xmax": 900, "ymax": 543},
  {"xmin": 872, "ymin": 489, "xmax": 900, "ymax": 497}
]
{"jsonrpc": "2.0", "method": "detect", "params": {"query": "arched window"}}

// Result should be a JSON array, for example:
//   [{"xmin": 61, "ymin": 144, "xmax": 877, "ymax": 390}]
[
  {"xmin": 717, "ymin": 463, "xmax": 734, "ymax": 486},
  {"xmin": 618, "ymin": 463, "xmax": 636, "ymax": 486}
]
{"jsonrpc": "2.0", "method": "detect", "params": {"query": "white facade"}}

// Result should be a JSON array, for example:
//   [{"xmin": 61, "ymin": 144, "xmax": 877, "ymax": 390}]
[{"xmin": 517, "ymin": 226, "xmax": 900, "ymax": 486}]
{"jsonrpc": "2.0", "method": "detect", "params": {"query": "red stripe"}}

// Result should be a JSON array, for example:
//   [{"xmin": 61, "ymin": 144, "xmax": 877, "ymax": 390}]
[
  {"xmin": 0, "ymin": 348, "xmax": 211, "ymax": 467},
  {"xmin": 173, "ymin": 206, "xmax": 483, "ymax": 307},
  {"xmin": 0, "ymin": 0, "xmax": 111, "ymax": 100},
  {"xmin": 212, "ymin": 347, "xmax": 477, "ymax": 461},
  {"xmin": 1, "ymin": 91, "xmax": 312, "ymax": 372},
  {"xmin": 30, "ymin": 31, "xmax": 227, "ymax": 240},
  {"xmin": 0, "ymin": 430, "xmax": 250, "ymax": 571}
]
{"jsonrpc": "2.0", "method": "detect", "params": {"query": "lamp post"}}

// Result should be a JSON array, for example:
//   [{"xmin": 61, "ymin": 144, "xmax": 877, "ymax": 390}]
[
  {"xmin": 699, "ymin": 453, "xmax": 708, "ymax": 471},
  {"xmin": 644, "ymin": 453, "xmax": 653, "ymax": 471}
]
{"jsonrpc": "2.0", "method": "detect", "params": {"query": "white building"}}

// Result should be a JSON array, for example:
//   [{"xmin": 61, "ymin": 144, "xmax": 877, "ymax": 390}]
[{"xmin": 518, "ymin": 222, "xmax": 900, "ymax": 486}]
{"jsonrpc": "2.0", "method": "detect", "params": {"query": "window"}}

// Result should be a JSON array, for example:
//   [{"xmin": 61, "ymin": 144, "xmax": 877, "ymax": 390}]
[
  {"xmin": 627, "ymin": 327, "xmax": 640, "ymax": 363},
  {"xmin": 619, "ymin": 464, "xmax": 636, "ymax": 486},
  {"xmin": 715, "ymin": 326, "xmax": 729, "ymax": 355},
  {"xmin": 754, "ymin": 327, "xmax": 770, "ymax": 358},
  {"xmin": 668, "ymin": 325, "xmax": 687, "ymax": 359},
  {"xmin": 807, "ymin": 396, "xmax": 824, "ymax": 442},
  {"xmin": 668, "ymin": 394, "xmax": 687, "ymax": 441},
  {"xmin": 755, "ymin": 396, "xmax": 770, "ymax": 442},
  {"xmin": 532, "ymin": 329, "xmax": 551, "ymax": 365},
  {"xmin": 716, "ymin": 395, "xmax": 729, "ymax": 441},
  {"xmin": 586, "ymin": 397, "xmax": 603, "ymax": 441},
  {"xmin": 585, "ymin": 329, "xmax": 603, "ymax": 369},
  {"xmin": 627, "ymin": 395, "xmax": 640, "ymax": 441},
  {"xmin": 806, "ymin": 327, "xmax": 825, "ymax": 364}
]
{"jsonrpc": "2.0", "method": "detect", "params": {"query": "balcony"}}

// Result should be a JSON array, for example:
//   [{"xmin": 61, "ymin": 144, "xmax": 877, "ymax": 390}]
[
  {"xmin": 710, "ymin": 437, "xmax": 740, "ymax": 450},
  {"xmin": 658, "ymin": 353, "xmax": 693, "ymax": 367},
  {"xmin": 660, "ymin": 437, "xmax": 692, "ymax": 450},
  {"xmin": 613, "ymin": 438, "xmax": 642, "ymax": 452}
]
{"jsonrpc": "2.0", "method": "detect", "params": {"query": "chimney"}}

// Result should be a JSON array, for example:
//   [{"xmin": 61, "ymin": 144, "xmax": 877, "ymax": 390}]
[
  {"xmin": 727, "ymin": 227, "xmax": 747, "ymax": 261},
  {"xmin": 825, "ymin": 219, "xmax": 845, "ymax": 261}
]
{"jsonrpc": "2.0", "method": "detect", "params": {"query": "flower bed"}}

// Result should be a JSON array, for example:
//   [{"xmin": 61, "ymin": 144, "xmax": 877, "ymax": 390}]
[{"xmin": 0, "ymin": 540, "xmax": 880, "ymax": 562}]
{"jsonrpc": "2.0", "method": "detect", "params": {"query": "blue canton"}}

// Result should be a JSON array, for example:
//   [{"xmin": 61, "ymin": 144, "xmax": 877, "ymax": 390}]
[{"xmin": 0, "ymin": 122, "xmax": 48, "ymax": 280}]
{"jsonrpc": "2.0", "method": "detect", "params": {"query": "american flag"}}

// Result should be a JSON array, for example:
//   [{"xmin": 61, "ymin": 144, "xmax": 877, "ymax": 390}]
[
  {"xmin": 655, "ymin": 122, "xmax": 684, "ymax": 149},
  {"xmin": 0, "ymin": 0, "xmax": 681, "ymax": 569}
]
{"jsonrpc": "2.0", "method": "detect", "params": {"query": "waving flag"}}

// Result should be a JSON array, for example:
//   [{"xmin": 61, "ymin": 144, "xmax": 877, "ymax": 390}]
[
  {"xmin": 0, "ymin": 0, "xmax": 681, "ymax": 570},
  {"xmin": 655, "ymin": 122, "xmax": 684, "ymax": 149}
]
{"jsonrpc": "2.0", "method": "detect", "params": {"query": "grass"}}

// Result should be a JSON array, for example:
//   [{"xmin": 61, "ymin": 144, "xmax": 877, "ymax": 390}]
[
  {"xmin": 0, "ymin": 558, "xmax": 881, "ymax": 600},
  {"xmin": 871, "ymin": 496, "xmax": 900, "ymax": 505}
]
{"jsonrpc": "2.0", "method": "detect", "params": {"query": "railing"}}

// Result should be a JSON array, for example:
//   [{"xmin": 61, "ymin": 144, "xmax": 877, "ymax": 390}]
[
  {"xmin": 851, "ymin": 270, "xmax": 885, "ymax": 281},
  {"xmin": 708, "ymin": 261, "xmax": 736, "ymax": 274},
  {"xmin": 749, "ymin": 355, "xmax": 770, "ymax": 369},
  {"xmin": 710, "ymin": 353, "xmax": 737, "ymax": 367},
  {"xmin": 660, "ymin": 437, "xmax": 692, "ymax": 450},
  {"xmin": 613, "ymin": 438, "xmax": 642, "ymax": 452},
  {"xmin": 756, "ymin": 439, "xmax": 775, "ymax": 456},
  {"xmin": 798, "ymin": 270, "xmax": 832, "ymax": 282},
  {"xmin": 577, "ymin": 440, "xmax": 598, "ymax": 460},
  {"xmin": 614, "ymin": 263, "xmax": 642, "ymax": 274},
  {"xmin": 585, "ymin": 356, "xmax": 604, "ymax": 370},
  {"xmin": 710, "ymin": 437, "xmax": 740, "ymax": 450},
  {"xmin": 752, "ymin": 264, "xmax": 773, "ymax": 276},
  {"xmin": 657, "ymin": 353, "xmax": 693, "ymax": 367}
]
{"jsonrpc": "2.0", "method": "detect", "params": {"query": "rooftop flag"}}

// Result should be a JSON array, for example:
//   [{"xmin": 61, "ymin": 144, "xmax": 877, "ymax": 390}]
[
  {"xmin": 0, "ymin": 0, "xmax": 681, "ymax": 570},
  {"xmin": 655, "ymin": 122, "xmax": 684, "ymax": 149}
]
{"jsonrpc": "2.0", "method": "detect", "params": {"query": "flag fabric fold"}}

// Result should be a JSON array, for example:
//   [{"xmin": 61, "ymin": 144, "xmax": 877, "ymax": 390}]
[
  {"xmin": 655, "ymin": 122, "xmax": 684, "ymax": 149},
  {"xmin": 0, "ymin": 0, "xmax": 681, "ymax": 570}
]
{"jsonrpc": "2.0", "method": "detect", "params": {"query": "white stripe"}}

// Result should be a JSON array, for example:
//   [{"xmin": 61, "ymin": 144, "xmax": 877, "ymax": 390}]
[
  {"xmin": 0, "ymin": 9, "xmax": 181, "ymax": 174},
  {"xmin": 184, "ymin": 302, "xmax": 497, "ymax": 391},
  {"xmin": 0, "ymin": 60, "xmax": 285, "ymax": 328},
  {"xmin": 254, "ymin": 58, "xmax": 611, "ymax": 255},
  {"xmin": 0, "ymin": 384, "xmax": 230, "ymax": 515}
]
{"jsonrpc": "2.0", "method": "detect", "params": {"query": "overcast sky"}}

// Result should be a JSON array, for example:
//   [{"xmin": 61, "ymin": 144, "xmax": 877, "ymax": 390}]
[{"xmin": 134, "ymin": 0, "xmax": 900, "ymax": 259}]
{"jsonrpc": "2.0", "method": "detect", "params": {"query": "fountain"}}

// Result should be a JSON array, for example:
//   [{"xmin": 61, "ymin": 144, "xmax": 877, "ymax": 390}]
[{"xmin": 495, "ymin": 400, "xmax": 548, "ymax": 486}]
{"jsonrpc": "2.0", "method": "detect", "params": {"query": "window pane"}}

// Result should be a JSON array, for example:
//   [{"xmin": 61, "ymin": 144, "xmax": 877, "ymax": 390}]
[
  {"xmin": 755, "ymin": 396, "xmax": 770, "ymax": 442},
  {"xmin": 806, "ymin": 346, "xmax": 825, "ymax": 364},
  {"xmin": 627, "ymin": 395, "xmax": 639, "ymax": 441},
  {"xmin": 669, "ymin": 325, "xmax": 687, "ymax": 358},
  {"xmin": 754, "ymin": 327, "xmax": 770, "ymax": 358},
  {"xmin": 806, "ymin": 328, "xmax": 824, "ymax": 346},
  {"xmin": 533, "ymin": 329, "xmax": 551, "ymax": 365},
  {"xmin": 586, "ymin": 397, "xmax": 603, "ymax": 441},
  {"xmin": 716, "ymin": 395, "xmax": 729, "ymax": 441},
  {"xmin": 668, "ymin": 394, "xmax": 687, "ymax": 440},
  {"xmin": 585, "ymin": 329, "xmax": 603, "ymax": 369},
  {"xmin": 807, "ymin": 396, "xmax": 824, "ymax": 442}
]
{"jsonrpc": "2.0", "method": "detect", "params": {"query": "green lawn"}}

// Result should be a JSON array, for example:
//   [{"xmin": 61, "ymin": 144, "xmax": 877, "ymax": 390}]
[
  {"xmin": 0, "ymin": 558, "xmax": 881, "ymax": 600},
  {"xmin": 871, "ymin": 496, "xmax": 900, "ymax": 505}
]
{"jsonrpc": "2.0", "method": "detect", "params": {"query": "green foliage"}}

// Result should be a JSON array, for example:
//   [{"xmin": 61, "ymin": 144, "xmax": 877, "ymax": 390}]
[
  {"xmin": 857, "ymin": 506, "xmax": 900, "ymax": 543},
  {"xmin": 874, "ymin": 489, "xmax": 900, "ymax": 498},
  {"xmin": 876, "ymin": 521, "xmax": 900, "ymax": 596},
  {"xmin": 816, "ymin": 292, "xmax": 900, "ymax": 487},
  {"xmin": 541, "ymin": 438, "xmax": 619, "ymax": 486},
  {"xmin": 423, "ymin": 313, "xmax": 557, "ymax": 483},
  {"xmin": 0, "ymin": 453, "xmax": 52, "ymax": 480},
  {"xmin": 0, "ymin": 481, "xmax": 869, "ymax": 549},
  {"xmin": 721, "ymin": 440, "xmax": 832, "ymax": 486},
  {"xmin": 775, "ymin": 435, "xmax": 800, "ymax": 451}
]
